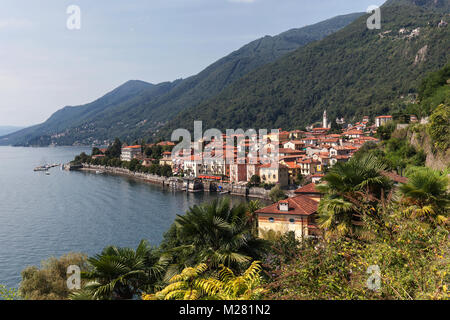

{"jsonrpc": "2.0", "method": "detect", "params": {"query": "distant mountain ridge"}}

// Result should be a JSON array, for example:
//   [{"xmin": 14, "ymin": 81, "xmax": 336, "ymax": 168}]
[
  {"xmin": 0, "ymin": 12, "xmax": 364, "ymax": 146},
  {"xmin": 0, "ymin": 126, "xmax": 24, "ymax": 136},
  {"xmin": 158, "ymin": 0, "xmax": 450, "ymax": 136}
]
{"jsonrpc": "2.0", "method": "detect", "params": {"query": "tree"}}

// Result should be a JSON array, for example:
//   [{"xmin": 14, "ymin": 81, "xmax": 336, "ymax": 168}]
[
  {"xmin": 376, "ymin": 122, "xmax": 396, "ymax": 141},
  {"xmin": 128, "ymin": 158, "xmax": 140, "ymax": 172},
  {"xmin": 106, "ymin": 138, "xmax": 122, "ymax": 158},
  {"xmin": 249, "ymin": 175, "xmax": 261, "ymax": 187},
  {"xmin": 169, "ymin": 198, "xmax": 267, "ymax": 271},
  {"xmin": 399, "ymin": 167, "xmax": 449, "ymax": 225},
  {"xmin": 72, "ymin": 240, "xmax": 168, "ymax": 300},
  {"xmin": 317, "ymin": 154, "xmax": 393, "ymax": 238},
  {"xmin": 144, "ymin": 261, "xmax": 264, "ymax": 300},
  {"xmin": 19, "ymin": 252, "xmax": 89, "ymax": 300},
  {"xmin": 269, "ymin": 185, "xmax": 287, "ymax": 203},
  {"xmin": 295, "ymin": 173, "xmax": 304, "ymax": 186},
  {"xmin": 91, "ymin": 147, "xmax": 101, "ymax": 156}
]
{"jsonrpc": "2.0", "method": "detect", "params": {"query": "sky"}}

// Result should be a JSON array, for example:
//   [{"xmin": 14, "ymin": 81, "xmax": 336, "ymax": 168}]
[{"xmin": 0, "ymin": 0, "xmax": 386, "ymax": 127}]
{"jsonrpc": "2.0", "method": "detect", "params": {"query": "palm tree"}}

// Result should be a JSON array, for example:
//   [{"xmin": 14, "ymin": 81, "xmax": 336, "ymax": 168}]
[
  {"xmin": 399, "ymin": 167, "xmax": 449, "ymax": 225},
  {"xmin": 71, "ymin": 240, "xmax": 169, "ymax": 300},
  {"xmin": 144, "ymin": 261, "xmax": 264, "ymax": 300},
  {"xmin": 317, "ymin": 154, "xmax": 393, "ymax": 237},
  {"xmin": 171, "ymin": 198, "xmax": 267, "ymax": 270}
]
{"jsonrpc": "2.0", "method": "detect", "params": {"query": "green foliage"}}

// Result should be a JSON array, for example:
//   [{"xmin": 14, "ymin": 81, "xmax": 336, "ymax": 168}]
[
  {"xmin": 0, "ymin": 285, "xmax": 20, "ymax": 300},
  {"xmin": 106, "ymin": 138, "xmax": 122, "ymax": 158},
  {"xmin": 317, "ymin": 154, "xmax": 393, "ymax": 238},
  {"xmin": 399, "ymin": 166, "xmax": 449, "ymax": 225},
  {"xmin": 144, "ymin": 261, "xmax": 265, "ymax": 300},
  {"xmin": 268, "ymin": 185, "xmax": 287, "ymax": 203},
  {"xmin": 355, "ymin": 131, "xmax": 426, "ymax": 173},
  {"xmin": 248, "ymin": 175, "xmax": 261, "ymax": 187},
  {"xmin": 376, "ymin": 122, "xmax": 397, "ymax": 141},
  {"xmin": 428, "ymin": 103, "xmax": 450, "ymax": 152},
  {"xmin": 71, "ymin": 240, "xmax": 169, "ymax": 300},
  {"xmin": 418, "ymin": 63, "xmax": 450, "ymax": 102},
  {"xmin": 263, "ymin": 215, "xmax": 449, "ymax": 300},
  {"xmin": 164, "ymin": 198, "xmax": 268, "ymax": 272},
  {"xmin": 19, "ymin": 252, "xmax": 89, "ymax": 300}
]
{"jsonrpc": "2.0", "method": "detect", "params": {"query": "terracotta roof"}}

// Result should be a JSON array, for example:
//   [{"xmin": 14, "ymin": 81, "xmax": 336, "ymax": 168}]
[
  {"xmin": 157, "ymin": 141, "xmax": 176, "ymax": 146},
  {"xmin": 376, "ymin": 115, "xmax": 393, "ymax": 119},
  {"xmin": 256, "ymin": 195, "xmax": 318, "ymax": 216},
  {"xmin": 294, "ymin": 183, "xmax": 323, "ymax": 195}
]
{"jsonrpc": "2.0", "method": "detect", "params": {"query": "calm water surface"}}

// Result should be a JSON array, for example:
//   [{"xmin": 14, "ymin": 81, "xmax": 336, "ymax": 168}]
[{"xmin": 0, "ymin": 146, "xmax": 245, "ymax": 288}]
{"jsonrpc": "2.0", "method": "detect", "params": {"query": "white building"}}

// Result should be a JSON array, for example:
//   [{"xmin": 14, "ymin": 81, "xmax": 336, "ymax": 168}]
[
  {"xmin": 375, "ymin": 116, "xmax": 393, "ymax": 128},
  {"xmin": 120, "ymin": 145, "xmax": 142, "ymax": 162}
]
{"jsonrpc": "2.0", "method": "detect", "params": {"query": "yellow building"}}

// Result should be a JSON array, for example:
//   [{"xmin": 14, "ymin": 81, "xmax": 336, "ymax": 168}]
[
  {"xmin": 259, "ymin": 163, "xmax": 289, "ymax": 187},
  {"xmin": 256, "ymin": 195, "xmax": 320, "ymax": 240}
]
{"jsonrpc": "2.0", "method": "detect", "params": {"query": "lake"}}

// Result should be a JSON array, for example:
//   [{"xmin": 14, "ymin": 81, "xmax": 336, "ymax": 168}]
[{"xmin": 0, "ymin": 146, "xmax": 245, "ymax": 288}]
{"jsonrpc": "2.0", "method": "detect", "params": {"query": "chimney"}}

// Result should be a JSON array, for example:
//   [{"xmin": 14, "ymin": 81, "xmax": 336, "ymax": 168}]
[{"xmin": 279, "ymin": 200, "xmax": 289, "ymax": 212}]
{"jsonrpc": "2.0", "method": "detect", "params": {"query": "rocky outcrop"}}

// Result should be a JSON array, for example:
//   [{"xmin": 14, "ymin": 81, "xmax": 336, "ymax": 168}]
[{"xmin": 407, "ymin": 127, "xmax": 450, "ymax": 170}]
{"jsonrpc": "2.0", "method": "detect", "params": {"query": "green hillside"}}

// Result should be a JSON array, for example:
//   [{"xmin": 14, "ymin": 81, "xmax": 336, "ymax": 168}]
[
  {"xmin": 0, "ymin": 13, "xmax": 363, "ymax": 146},
  {"xmin": 159, "ymin": 0, "xmax": 449, "ymax": 137}
]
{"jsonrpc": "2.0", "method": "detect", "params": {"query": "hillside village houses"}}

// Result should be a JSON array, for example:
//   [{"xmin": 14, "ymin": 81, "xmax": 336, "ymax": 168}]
[
  {"xmin": 116, "ymin": 111, "xmax": 402, "ymax": 240},
  {"xmin": 119, "ymin": 111, "xmax": 391, "ymax": 187}
]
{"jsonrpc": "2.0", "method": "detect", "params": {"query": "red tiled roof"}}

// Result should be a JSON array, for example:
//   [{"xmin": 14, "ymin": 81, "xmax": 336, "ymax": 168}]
[
  {"xmin": 256, "ymin": 195, "xmax": 318, "ymax": 216},
  {"xmin": 376, "ymin": 115, "xmax": 393, "ymax": 119},
  {"xmin": 294, "ymin": 183, "xmax": 323, "ymax": 195},
  {"xmin": 157, "ymin": 141, "xmax": 176, "ymax": 146}
]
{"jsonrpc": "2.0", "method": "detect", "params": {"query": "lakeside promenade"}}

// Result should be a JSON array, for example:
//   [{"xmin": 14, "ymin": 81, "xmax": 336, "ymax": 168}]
[{"xmin": 65, "ymin": 163, "xmax": 274, "ymax": 201}]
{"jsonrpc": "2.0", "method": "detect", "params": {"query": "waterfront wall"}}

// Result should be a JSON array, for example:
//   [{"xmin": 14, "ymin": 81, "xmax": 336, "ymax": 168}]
[
  {"xmin": 70, "ymin": 163, "xmax": 271, "ymax": 200},
  {"xmin": 76, "ymin": 164, "xmax": 184, "ymax": 190}
]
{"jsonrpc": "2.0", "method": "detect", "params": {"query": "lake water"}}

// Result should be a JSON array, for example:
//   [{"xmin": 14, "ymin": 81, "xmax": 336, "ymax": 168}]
[{"xmin": 0, "ymin": 146, "xmax": 245, "ymax": 288}]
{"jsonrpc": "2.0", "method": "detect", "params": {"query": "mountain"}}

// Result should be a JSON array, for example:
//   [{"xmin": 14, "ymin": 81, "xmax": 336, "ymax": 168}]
[
  {"xmin": 159, "ymin": 0, "xmax": 450, "ymax": 136},
  {"xmin": 0, "ymin": 80, "xmax": 179, "ymax": 146},
  {"xmin": 0, "ymin": 12, "xmax": 364, "ymax": 146},
  {"xmin": 0, "ymin": 126, "xmax": 24, "ymax": 136},
  {"xmin": 385, "ymin": 0, "xmax": 450, "ymax": 11}
]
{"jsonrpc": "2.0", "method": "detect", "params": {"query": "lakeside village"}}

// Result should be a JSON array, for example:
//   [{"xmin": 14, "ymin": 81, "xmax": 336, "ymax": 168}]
[{"xmin": 70, "ymin": 111, "xmax": 411, "ymax": 240}]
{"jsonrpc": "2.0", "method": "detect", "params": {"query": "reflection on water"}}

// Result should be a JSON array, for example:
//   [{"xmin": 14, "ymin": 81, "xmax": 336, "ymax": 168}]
[{"xmin": 0, "ymin": 146, "xmax": 247, "ymax": 288}]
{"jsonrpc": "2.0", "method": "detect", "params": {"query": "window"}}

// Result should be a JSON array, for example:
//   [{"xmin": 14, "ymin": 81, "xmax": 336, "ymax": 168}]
[{"xmin": 269, "ymin": 218, "xmax": 275, "ymax": 223}]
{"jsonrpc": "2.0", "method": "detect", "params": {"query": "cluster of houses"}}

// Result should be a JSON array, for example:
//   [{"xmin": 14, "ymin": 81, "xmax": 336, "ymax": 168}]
[
  {"xmin": 167, "ymin": 112, "xmax": 388, "ymax": 187},
  {"xmin": 112, "ymin": 112, "xmax": 401, "ymax": 240}
]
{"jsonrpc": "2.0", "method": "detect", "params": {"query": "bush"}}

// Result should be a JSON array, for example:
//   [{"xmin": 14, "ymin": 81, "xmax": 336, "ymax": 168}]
[
  {"xmin": 428, "ymin": 104, "xmax": 450, "ymax": 152},
  {"xmin": 269, "ymin": 185, "xmax": 287, "ymax": 203},
  {"xmin": 19, "ymin": 253, "xmax": 89, "ymax": 300}
]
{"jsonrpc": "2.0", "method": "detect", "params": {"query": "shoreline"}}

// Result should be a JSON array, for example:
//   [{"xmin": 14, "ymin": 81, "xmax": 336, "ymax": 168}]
[{"xmin": 71, "ymin": 164, "xmax": 273, "ymax": 201}]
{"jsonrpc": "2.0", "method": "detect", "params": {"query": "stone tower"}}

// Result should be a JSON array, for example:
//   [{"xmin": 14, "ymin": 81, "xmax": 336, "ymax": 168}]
[{"xmin": 323, "ymin": 110, "xmax": 328, "ymax": 129}]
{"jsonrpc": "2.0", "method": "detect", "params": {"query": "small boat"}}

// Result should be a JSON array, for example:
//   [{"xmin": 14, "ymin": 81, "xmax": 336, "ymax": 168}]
[
  {"xmin": 34, "ymin": 166, "xmax": 48, "ymax": 172},
  {"xmin": 95, "ymin": 170, "xmax": 104, "ymax": 175},
  {"xmin": 45, "ymin": 172, "xmax": 50, "ymax": 176}
]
